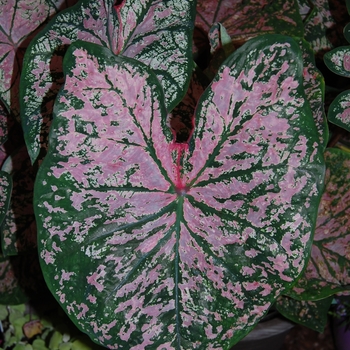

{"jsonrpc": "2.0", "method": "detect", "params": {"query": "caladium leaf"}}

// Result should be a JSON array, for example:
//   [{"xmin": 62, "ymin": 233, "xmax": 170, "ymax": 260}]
[
  {"xmin": 303, "ymin": 0, "xmax": 349, "ymax": 54},
  {"xmin": 21, "ymin": 0, "xmax": 195, "ymax": 163},
  {"xmin": 288, "ymin": 148, "xmax": 350, "ymax": 300},
  {"xmin": 1, "ymin": 146, "xmax": 37, "ymax": 256},
  {"xmin": 324, "ymin": 46, "xmax": 350, "ymax": 77},
  {"xmin": 195, "ymin": 0, "xmax": 303, "ymax": 45},
  {"xmin": 299, "ymin": 39, "xmax": 328, "ymax": 148},
  {"xmin": 35, "ymin": 36, "xmax": 324, "ymax": 348},
  {"xmin": 275, "ymin": 295, "xmax": 333, "ymax": 332},
  {"xmin": 327, "ymin": 90, "xmax": 350, "ymax": 133},
  {"xmin": 0, "ymin": 0, "xmax": 77, "ymax": 119}
]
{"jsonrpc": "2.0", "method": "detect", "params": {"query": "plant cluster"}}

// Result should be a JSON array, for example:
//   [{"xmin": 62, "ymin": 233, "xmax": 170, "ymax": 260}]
[{"xmin": 0, "ymin": 0, "xmax": 350, "ymax": 349}]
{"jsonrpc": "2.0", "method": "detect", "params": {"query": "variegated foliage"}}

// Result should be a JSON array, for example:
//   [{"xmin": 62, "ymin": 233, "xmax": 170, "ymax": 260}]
[
  {"xmin": 34, "ymin": 35, "xmax": 324, "ymax": 348},
  {"xmin": 0, "ymin": 0, "xmax": 77, "ymax": 119},
  {"xmin": 299, "ymin": 39, "xmax": 328, "ymax": 148},
  {"xmin": 324, "ymin": 45, "xmax": 350, "ymax": 132},
  {"xmin": 287, "ymin": 148, "xmax": 350, "ymax": 301},
  {"xmin": 303, "ymin": 0, "xmax": 349, "ymax": 55},
  {"xmin": 20, "ymin": 0, "xmax": 196, "ymax": 163},
  {"xmin": 276, "ymin": 295, "xmax": 333, "ymax": 332}
]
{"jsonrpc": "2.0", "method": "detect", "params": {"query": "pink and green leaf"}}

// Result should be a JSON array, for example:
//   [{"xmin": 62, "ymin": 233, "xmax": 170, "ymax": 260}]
[
  {"xmin": 21, "ymin": 0, "xmax": 196, "ymax": 163},
  {"xmin": 327, "ymin": 90, "xmax": 350, "ymax": 133},
  {"xmin": 303, "ymin": 0, "xmax": 349, "ymax": 54},
  {"xmin": 299, "ymin": 39, "xmax": 328, "ymax": 148},
  {"xmin": 324, "ymin": 46, "xmax": 350, "ymax": 78},
  {"xmin": 34, "ymin": 36, "xmax": 324, "ymax": 348},
  {"xmin": 0, "ymin": 0, "xmax": 77, "ymax": 119},
  {"xmin": 195, "ymin": 0, "xmax": 303, "ymax": 45},
  {"xmin": 275, "ymin": 295, "xmax": 333, "ymax": 332},
  {"xmin": 297, "ymin": 0, "xmax": 312, "ymax": 21},
  {"xmin": 288, "ymin": 148, "xmax": 350, "ymax": 300}
]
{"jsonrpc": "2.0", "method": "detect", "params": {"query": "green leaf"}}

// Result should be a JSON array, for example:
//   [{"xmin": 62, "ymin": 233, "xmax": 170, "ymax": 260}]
[
  {"xmin": 327, "ymin": 89, "xmax": 350, "ymax": 133},
  {"xmin": 324, "ymin": 46, "xmax": 350, "ymax": 78},
  {"xmin": 298, "ymin": 39, "xmax": 328, "ymax": 148},
  {"xmin": 34, "ymin": 35, "xmax": 324, "ymax": 348},
  {"xmin": 303, "ymin": 0, "xmax": 349, "ymax": 54},
  {"xmin": 0, "ymin": 0, "xmax": 77, "ymax": 119},
  {"xmin": 288, "ymin": 148, "xmax": 350, "ymax": 300},
  {"xmin": 21, "ymin": 0, "xmax": 195, "ymax": 163},
  {"xmin": 276, "ymin": 295, "xmax": 333, "ymax": 332}
]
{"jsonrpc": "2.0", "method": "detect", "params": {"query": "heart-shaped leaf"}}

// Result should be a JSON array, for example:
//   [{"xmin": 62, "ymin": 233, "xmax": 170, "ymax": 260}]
[
  {"xmin": 288, "ymin": 148, "xmax": 350, "ymax": 300},
  {"xmin": 35, "ymin": 35, "xmax": 324, "ymax": 348},
  {"xmin": 0, "ymin": 0, "xmax": 77, "ymax": 119},
  {"xmin": 21, "ymin": 0, "xmax": 195, "ymax": 163}
]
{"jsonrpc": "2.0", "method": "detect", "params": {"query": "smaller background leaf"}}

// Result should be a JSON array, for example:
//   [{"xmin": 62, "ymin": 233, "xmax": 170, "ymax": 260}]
[
  {"xmin": 324, "ymin": 46, "xmax": 350, "ymax": 77},
  {"xmin": 299, "ymin": 39, "xmax": 328, "ymax": 148},
  {"xmin": 327, "ymin": 89, "xmax": 350, "ymax": 132},
  {"xmin": 276, "ymin": 295, "xmax": 333, "ymax": 332},
  {"xmin": 304, "ymin": 0, "xmax": 349, "ymax": 55}
]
